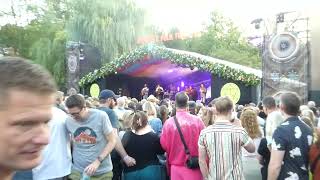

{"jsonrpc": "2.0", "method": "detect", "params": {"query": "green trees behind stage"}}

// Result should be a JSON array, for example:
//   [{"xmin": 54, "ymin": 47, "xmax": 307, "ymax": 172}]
[
  {"xmin": 0, "ymin": 0, "xmax": 145, "ymax": 88},
  {"xmin": 0, "ymin": 1, "xmax": 260, "ymax": 88},
  {"xmin": 164, "ymin": 12, "xmax": 261, "ymax": 69}
]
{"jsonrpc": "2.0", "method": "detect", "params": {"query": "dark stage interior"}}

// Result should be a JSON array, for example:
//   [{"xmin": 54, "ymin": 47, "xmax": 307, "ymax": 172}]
[
  {"xmin": 95, "ymin": 71, "xmax": 212, "ymax": 101},
  {"xmin": 84, "ymin": 58, "xmax": 258, "ymax": 104}
]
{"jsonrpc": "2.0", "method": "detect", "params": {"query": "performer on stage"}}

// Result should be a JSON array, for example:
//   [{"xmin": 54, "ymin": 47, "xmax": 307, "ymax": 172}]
[
  {"xmin": 186, "ymin": 86, "xmax": 197, "ymax": 101},
  {"xmin": 185, "ymin": 86, "xmax": 192, "ymax": 98},
  {"xmin": 169, "ymin": 84, "xmax": 176, "ymax": 100},
  {"xmin": 200, "ymin": 83, "xmax": 207, "ymax": 104},
  {"xmin": 155, "ymin": 84, "xmax": 164, "ymax": 100},
  {"xmin": 141, "ymin": 84, "xmax": 149, "ymax": 100}
]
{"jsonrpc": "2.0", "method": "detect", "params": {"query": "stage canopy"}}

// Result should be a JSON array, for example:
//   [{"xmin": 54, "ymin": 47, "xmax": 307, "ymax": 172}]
[{"xmin": 79, "ymin": 44, "xmax": 261, "ymax": 88}]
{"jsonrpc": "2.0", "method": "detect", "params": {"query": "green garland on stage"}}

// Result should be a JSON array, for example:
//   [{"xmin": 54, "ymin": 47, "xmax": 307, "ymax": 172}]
[{"xmin": 79, "ymin": 45, "xmax": 261, "ymax": 87}]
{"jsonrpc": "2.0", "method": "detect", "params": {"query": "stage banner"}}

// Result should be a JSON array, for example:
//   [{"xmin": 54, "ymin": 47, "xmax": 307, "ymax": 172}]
[
  {"xmin": 90, "ymin": 83, "xmax": 100, "ymax": 98},
  {"xmin": 220, "ymin": 83, "xmax": 241, "ymax": 104},
  {"xmin": 262, "ymin": 32, "xmax": 309, "ymax": 103}
]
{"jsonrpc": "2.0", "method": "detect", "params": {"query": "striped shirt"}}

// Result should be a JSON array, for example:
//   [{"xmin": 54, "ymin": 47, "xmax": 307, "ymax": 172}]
[{"xmin": 198, "ymin": 120, "xmax": 251, "ymax": 180}]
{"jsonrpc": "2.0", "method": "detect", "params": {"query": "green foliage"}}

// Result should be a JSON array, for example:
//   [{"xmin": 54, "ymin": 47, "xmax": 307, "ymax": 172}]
[
  {"xmin": 164, "ymin": 12, "xmax": 261, "ymax": 69},
  {"xmin": 66, "ymin": 0, "xmax": 145, "ymax": 63},
  {"xmin": 0, "ymin": 24, "xmax": 30, "ymax": 57},
  {"xmin": 0, "ymin": 0, "xmax": 144, "ymax": 88},
  {"xmin": 29, "ymin": 30, "xmax": 67, "ymax": 87},
  {"xmin": 79, "ymin": 45, "xmax": 260, "ymax": 87}
]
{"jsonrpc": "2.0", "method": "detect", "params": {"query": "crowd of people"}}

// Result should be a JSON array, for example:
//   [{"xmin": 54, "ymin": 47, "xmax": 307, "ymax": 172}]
[{"xmin": 1, "ymin": 57, "xmax": 320, "ymax": 180}]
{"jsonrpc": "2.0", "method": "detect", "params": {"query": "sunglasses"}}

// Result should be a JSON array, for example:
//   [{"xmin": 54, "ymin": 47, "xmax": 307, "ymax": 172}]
[{"xmin": 69, "ymin": 107, "xmax": 83, "ymax": 116}]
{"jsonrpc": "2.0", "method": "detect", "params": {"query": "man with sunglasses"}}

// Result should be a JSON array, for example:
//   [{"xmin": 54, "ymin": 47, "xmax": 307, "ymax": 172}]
[
  {"xmin": 97, "ymin": 89, "xmax": 136, "ymax": 180},
  {"xmin": 65, "ymin": 94, "xmax": 117, "ymax": 180}
]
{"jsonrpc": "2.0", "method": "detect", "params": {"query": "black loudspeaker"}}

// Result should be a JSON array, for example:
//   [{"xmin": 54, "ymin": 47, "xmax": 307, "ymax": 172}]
[
  {"xmin": 262, "ymin": 32, "xmax": 309, "ymax": 102},
  {"xmin": 66, "ymin": 42, "xmax": 102, "ymax": 95},
  {"xmin": 79, "ymin": 44, "xmax": 102, "ymax": 78}
]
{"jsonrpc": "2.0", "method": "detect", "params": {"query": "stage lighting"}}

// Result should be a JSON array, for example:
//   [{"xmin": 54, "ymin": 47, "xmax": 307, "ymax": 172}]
[
  {"xmin": 181, "ymin": 81, "xmax": 185, "ymax": 87},
  {"xmin": 276, "ymin": 13, "xmax": 285, "ymax": 23},
  {"xmin": 79, "ymin": 44, "xmax": 85, "ymax": 61},
  {"xmin": 251, "ymin": 18, "xmax": 263, "ymax": 30},
  {"xmin": 255, "ymin": 23, "xmax": 260, "ymax": 29}
]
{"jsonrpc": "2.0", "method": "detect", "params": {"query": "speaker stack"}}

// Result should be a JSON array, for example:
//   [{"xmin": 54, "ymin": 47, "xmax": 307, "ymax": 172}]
[
  {"xmin": 65, "ymin": 42, "xmax": 102, "ymax": 95},
  {"xmin": 66, "ymin": 42, "xmax": 80, "ymax": 96},
  {"xmin": 262, "ymin": 32, "xmax": 309, "ymax": 102}
]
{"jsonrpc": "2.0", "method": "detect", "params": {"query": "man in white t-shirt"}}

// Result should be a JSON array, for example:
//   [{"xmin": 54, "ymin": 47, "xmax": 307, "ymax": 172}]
[
  {"xmin": 32, "ymin": 107, "xmax": 72, "ymax": 180},
  {"xmin": 262, "ymin": 96, "xmax": 284, "ymax": 145}
]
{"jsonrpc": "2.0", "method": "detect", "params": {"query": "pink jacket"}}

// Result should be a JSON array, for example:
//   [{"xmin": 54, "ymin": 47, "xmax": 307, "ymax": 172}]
[{"xmin": 160, "ymin": 109, "xmax": 205, "ymax": 170}]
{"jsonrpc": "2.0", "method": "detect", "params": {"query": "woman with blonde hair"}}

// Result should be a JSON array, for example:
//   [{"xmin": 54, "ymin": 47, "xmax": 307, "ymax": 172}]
[
  {"xmin": 240, "ymin": 107, "xmax": 263, "ymax": 180},
  {"xmin": 200, "ymin": 107, "xmax": 215, "ymax": 127},
  {"xmin": 119, "ymin": 110, "xmax": 135, "ymax": 140},
  {"xmin": 240, "ymin": 108, "xmax": 263, "ymax": 138},
  {"xmin": 143, "ymin": 101, "xmax": 163, "ymax": 135},
  {"xmin": 301, "ymin": 109, "xmax": 317, "ymax": 126}
]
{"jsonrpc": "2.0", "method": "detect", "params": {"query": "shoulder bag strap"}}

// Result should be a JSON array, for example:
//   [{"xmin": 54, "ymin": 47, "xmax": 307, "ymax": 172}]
[{"xmin": 173, "ymin": 116, "xmax": 190, "ymax": 155}]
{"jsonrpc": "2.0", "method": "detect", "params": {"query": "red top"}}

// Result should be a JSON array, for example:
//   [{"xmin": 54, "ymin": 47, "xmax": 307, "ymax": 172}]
[{"xmin": 309, "ymin": 144, "xmax": 320, "ymax": 180}]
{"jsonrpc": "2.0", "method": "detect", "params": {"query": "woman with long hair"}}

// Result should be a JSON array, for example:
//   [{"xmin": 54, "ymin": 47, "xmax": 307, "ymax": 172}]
[
  {"xmin": 143, "ymin": 101, "xmax": 163, "ymax": 135},
  {"xmin": 122, "ymin": 111, "xmax": 165, "ymax": 180},
  {"xmin": 301, "ymin": 109, "xmax": 317, "ymax": 127},
  {"xmin": 200, "ymin": 107, "xmax": 215, "ymax": 127},
  {"xmin": 240, "ymin": 107, "xmax": 263, "ymax": 180},
  {"xmin": 240, "ymin": 108, "xmax": 263, "ymax": 139},
  {"xmin": 159, "ymin": 105, "xmax": 169, "ymax": 125},
  {"xmin": 118, "ymin": 110, "xmax": 134, "ymax": 140}
]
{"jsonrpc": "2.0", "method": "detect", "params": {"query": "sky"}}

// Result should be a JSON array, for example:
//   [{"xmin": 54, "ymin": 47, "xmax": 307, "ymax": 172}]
[
  {"xmin": 0, "ymin": 0, "xmax": 318, "ymax": 36},
  {"xmin": 135, "ymin": 0, "xmax": 317, "ymax": 35}
]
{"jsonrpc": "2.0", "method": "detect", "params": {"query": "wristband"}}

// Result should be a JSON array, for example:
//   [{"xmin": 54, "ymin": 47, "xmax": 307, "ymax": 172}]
[{"xmin": 97, "ymin": 156, "xmax": 104, "ymax": 163}]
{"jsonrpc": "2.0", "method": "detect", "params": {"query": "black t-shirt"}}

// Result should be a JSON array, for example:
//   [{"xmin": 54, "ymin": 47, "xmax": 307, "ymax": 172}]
[
  {"xmin": 258, "ymin": 138, "xmax": 270, "ymax": 166},
  {"xmin": 272, "ymin": 117, "xmax": 313, "ymax": 180},
  {"xmin": 122, "ymin": 131, "xmax": 165, "ymax": 172},
  {"xmin": 258, "ymin": 111, "xmax": 267, "ymax": 119}
]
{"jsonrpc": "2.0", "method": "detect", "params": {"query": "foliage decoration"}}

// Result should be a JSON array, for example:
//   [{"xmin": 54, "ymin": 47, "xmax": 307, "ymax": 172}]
[{"xmin": 79, "ymin": 44, "xmax": 261, "ymax": 87}]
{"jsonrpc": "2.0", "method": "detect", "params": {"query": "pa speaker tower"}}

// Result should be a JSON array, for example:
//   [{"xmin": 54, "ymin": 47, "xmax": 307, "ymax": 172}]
[
  {"xmin": 66, "ymin": 42, "xmax": 80, "ymax": 95},
  {"xmin": 262, "ymin": 32, "xmax": 309, "ymax": 102}
]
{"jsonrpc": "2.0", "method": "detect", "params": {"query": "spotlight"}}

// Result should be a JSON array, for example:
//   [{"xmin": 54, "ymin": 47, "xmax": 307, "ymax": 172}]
[
  {"xmin": 79, "ymin": 45, "xmax": 85, "ymax": 61},
  {"xmin": 251, "ymin": 18, "xmax": 263, "ymax": 30},
  {"xmin": 181, "ymin": 81, "xmax": 185, "ymax": 88},
  {"xmin": 255, "ymin": 23, "xmax": 260, "ymax": 29},
  {"xmin": 276, "ymin": 13, "xmax": 284, "ymax": 23}
]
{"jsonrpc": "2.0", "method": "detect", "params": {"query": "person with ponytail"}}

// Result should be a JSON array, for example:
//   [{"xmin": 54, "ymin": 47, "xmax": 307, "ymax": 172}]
[{"xmin": 122, "ymin": 111, "xmax": 165, "ymax": 180}]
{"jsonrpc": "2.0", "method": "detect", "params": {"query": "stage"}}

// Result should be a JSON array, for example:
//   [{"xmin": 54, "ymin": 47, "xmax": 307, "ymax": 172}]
[{"xmin": 80, "ymin": 45, "xmax": 261, "ymax": 104}]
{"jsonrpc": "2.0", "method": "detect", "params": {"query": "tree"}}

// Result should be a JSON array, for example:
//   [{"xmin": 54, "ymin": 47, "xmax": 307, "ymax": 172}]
[
  {"xmin": 0, "ymin": 0, "xmax": 145, "ymax": 88},
  {"xmin": 164, "ymin": 12, "xmax": 261, "ymax": 69},
  {"xmin": 66, "ymin": 0, "xmax": 145, "ymax": 62}
]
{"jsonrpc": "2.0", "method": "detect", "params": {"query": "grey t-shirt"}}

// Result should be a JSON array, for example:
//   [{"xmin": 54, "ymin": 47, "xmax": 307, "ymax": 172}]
[{"xmin": 66, "ymin": 109, "xmax": 113, "ymax": 175}]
